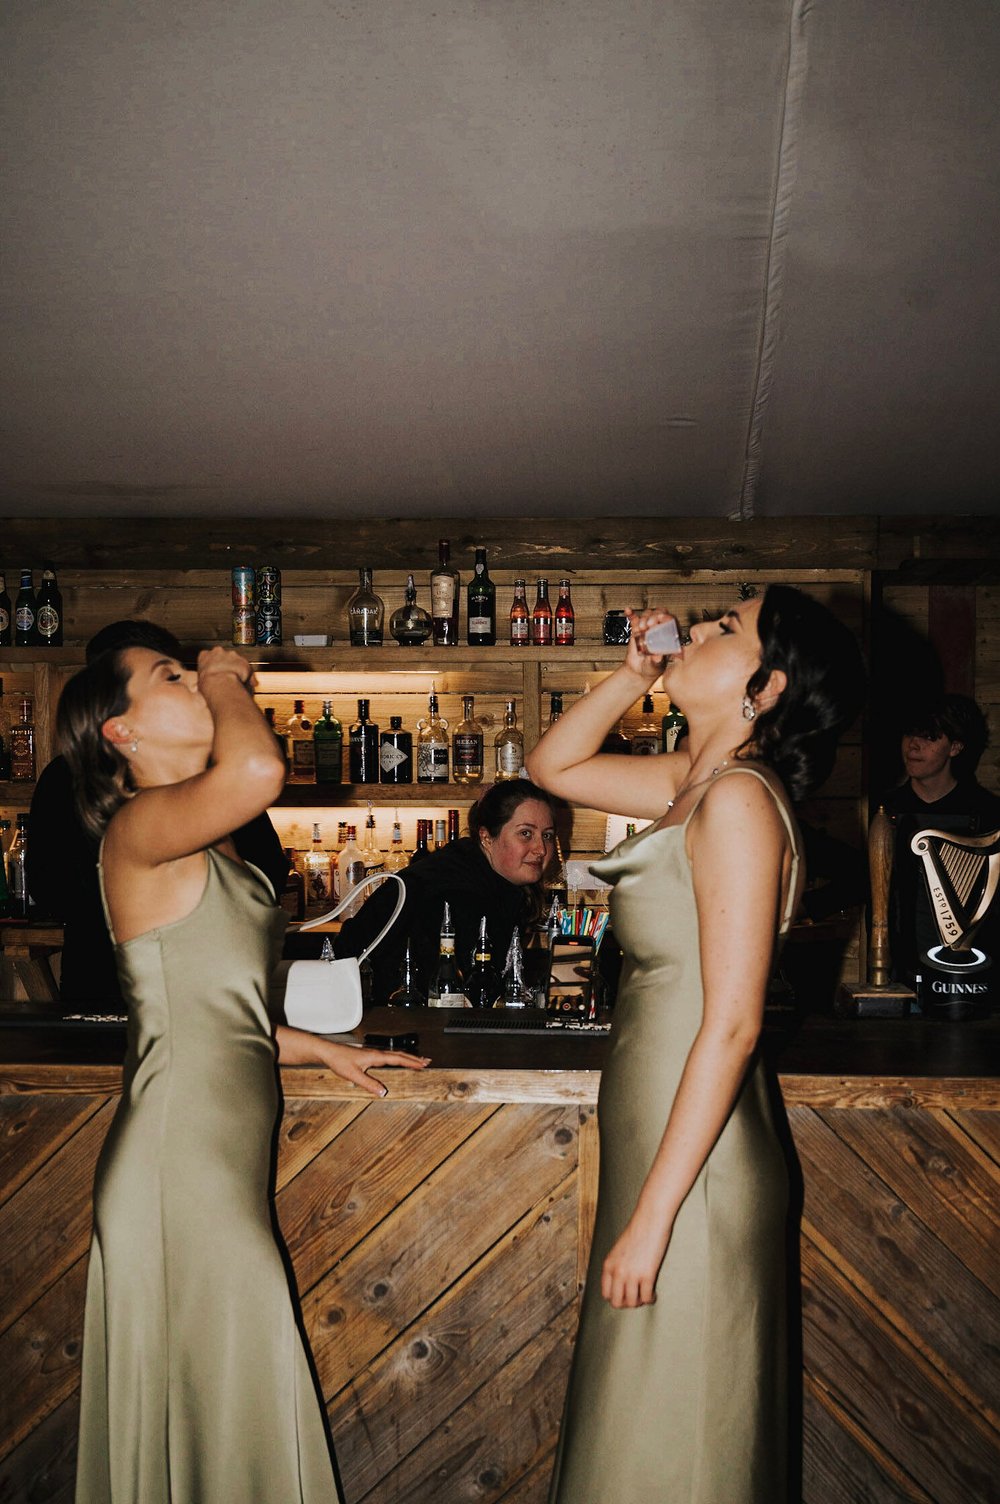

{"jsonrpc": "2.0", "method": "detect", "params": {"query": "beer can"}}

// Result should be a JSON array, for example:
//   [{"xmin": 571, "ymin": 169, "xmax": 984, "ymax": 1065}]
[
  {"xmin": 231, "ymin": 566, "xmax": 256, "ymax": 610},
  {"xmin": 232, "ymin": 606, "xmax": 256, "ymax": 646},
  {"xmin": 256, "ymin": 603, "xmax": 283, "ymax": 645},
  {"xmin": 257, "ymin": 565, "xmax": 281, "ymax": 602}
]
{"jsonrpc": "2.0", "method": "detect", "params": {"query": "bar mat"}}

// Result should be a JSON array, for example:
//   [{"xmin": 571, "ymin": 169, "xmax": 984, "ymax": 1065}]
[
  {"xmin": 444, "ymin": 1014, "xmax": 611, "ymax": 1036},
  {"xmin": 0, "ymin": 1011, "xmax": 127, "ymax": 1028}
]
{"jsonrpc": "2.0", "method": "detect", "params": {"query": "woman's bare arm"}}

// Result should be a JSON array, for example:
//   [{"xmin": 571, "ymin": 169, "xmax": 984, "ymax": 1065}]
[{"xmin": 600, "ymin": 773, "xmax": 789, "ymax": 1308}]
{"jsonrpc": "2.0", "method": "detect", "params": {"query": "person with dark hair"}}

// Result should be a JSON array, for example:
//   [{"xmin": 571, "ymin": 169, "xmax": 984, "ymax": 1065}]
[
  {"xmin": 882, "ymin": 692, "xmax": 1000, "ymax": 991},
  {"xmin": 526, "ymin": 585, "xmax": 864, "ymax": 1504},
  {"xmin": 27, "ymin": 620, "xmax": 287, "ymax": 1009},
  {"xmin": 59, "ymin": 641, "xmax": 428, "ymax": 1502},
  {"xmin": 334, "ymin": 779, "xmax": 558, "ymax": 1001}
]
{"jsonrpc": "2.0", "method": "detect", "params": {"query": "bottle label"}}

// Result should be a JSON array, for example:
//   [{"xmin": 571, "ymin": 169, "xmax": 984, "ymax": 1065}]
[
  {"xmin": 496, "ymin": 743, "xmax": 523, "ymax": 776},
  {"xmin": 36, "ymin": 605, "xmax": 60, "ymax": 639},
  {"xmin": 292, "ymin": 741, "xmax": 316, "ymax": 772},
  {"xmin": 453, "ymin": 733, "xmax": 483, "ymax": 771},
  {"xmin": 431, "ymin": 577, "xmax": 455, "ymax": 617},
  {"xmin": 15, "ymin": 606, "xmax": 34, "ymax": 632},
  {"xmin": 0, "ymin": 608, "xmax": 8, "ymax": 633},
  {"xmin": 380, "ymin": 742, "xmax": 409, "ymax": 773},
  {"xmin": 632, "ymin": 734, "xmax": 661, "ymax": 756},
  {"xmin": 555, "ymin": 617, "xmax": 574, "ymax": 645},
  {"xmin": 510, "ymin": 619, "xmax": 529, "ymax": 644},
  {"xmin": 418, "ymin": 745, "xmax": 449, "ymax": 780},
  {"xmin": 468, "ymin": 615, "xmax": 491, "ymax": 635},
  {"xmin": 532, "ymin": 621, "xmax": 552, "ymax": 646}
]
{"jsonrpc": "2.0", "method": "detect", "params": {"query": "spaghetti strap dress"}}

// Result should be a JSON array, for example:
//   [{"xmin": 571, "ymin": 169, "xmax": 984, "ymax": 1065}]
[
  {"xmin": 75, "ymin": 846, "xmax": 342, "ymax": 1504},
  {"xmin": 548, "ymin": 764, "xmax": 802, "ymax": 1504}
]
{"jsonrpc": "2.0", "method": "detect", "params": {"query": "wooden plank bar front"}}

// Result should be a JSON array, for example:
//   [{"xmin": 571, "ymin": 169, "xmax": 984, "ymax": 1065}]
[{"xmin": 1, "ymin": 1016, "xmax": 998, "ymax": 1503}]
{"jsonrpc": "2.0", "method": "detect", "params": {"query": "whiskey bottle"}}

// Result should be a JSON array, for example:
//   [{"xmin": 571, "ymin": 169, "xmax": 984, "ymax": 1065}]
[
  {"xmin": 531, "ymin": 579, "xmax": 553, "ymax": 646},
  {"xmin": 36, "ymin": 569, "xmax": 63, "ymax": 646},
  {"xmin": 10, "ymin": 696, "xmax": 36, "ymax": 782},
  {"xmin": 466, "ymin": 917, "xmax": 503, "ymax": 1010},
  {"xmin": 379, "ymin": 715, "xmax": 413, "ymax": 784},
  {"xmin": 452, "ymin": 694, "xmax": 484, "ymax": 784},
  {"xmin": 467, "ymin": 546, "xmax": 496, "ymax": 645},
  {"xmin": 509, "ymin": 579, "xmax": 529, "ymax": 646},
  {"xmin": 494, "ymin": 699, "xmax": 524, "ymax": 781},
  {"xmin": 303, "ymin": 823, "xmax": 334, "ymax": 915},
  {"xmin": 389, "ymin": 573, "xmax": 432, "ymax": 645},
  {"xmin": 428, "ymin": 901, "xmax": 468, "ymax": 1006},
  {"xmin": 430, "ymin": 538, "xmax": 460, "ymax": 646},
  {"xmin": 14, "ymin": 570, "xmax": 36, "ymax": 647},
  {"xmin": 348, "ymin": 698, "xmax": 380, "ymax": 783},
  {"xmin": 285, "ymin": 699, "xmax": 315, "ymax": 783},
  {"xmin": 554, "ymin": 579, "xmax": 575, "ymax": 646},
  {"xmin": 417, "ymin": 692, "xmax": 450, "ymax": 783},
  {"xmin": 347, "ymin": 567, "xmax": 384, "ymax": 646},
  {"xmin": 313, "ymin": 701, "xmax": 343, "ymax": 784},
  {"xmin": 0, "ymin": 575, "xmax": 13, "ymax": 647},
  {"xmin": 632, "ymin": 694, "xmax": 661, "ymax": 755}
]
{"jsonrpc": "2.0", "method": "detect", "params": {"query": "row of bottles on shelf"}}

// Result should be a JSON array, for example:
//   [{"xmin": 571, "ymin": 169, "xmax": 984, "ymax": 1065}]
[
  {"xmin": 0, "ymin": 815, "xmax": 28, "ymax": 918},
  {"xmin": 600, "ymin": 695, "xmax": 688, "ymax": 755},
  {"xmin": 397, "ymin": 905, "xmax": 567, "ymax": 1011},
  {"xmin": 0, "ymin": 570, "xmax": 63, "ymax": 647},
  {"xmin": 0, "ymin": 681, "xmax": 36, "ymax": 781},
  {"xmin": 268, "ymin": 691, "xmax": 527, "ymax": 786},
  {"xmin": 230, "ymin": 544, "xmax": 577, "ymax": 648},
  {"xmin": 283, "ymin": 806, "xmax": 462, "ymax": 920}
]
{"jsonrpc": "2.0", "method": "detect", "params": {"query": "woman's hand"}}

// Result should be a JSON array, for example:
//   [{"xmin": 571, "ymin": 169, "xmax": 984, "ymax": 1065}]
[
  {"xmin": 601, "ymin": 1207, "xmax": 674, "ymax": 1308},
  {"xmin": 196, "ymin": 645, "xmax": 256, "ymax": 693},
  {"xmin": 623, "ymin": 607, "xmax": 681, "ymax": 685},
  {"xmin": 275, "ymin": 1025, "xmax": 430, "ymax": 1095}
]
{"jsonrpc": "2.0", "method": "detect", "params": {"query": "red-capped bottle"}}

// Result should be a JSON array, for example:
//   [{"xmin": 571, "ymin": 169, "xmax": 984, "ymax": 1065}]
[
  {"xmin": 554, "ymin": 579, "xmax": 575, "ymax": 646},
  {"xmin": 531, "ymin": 579, "xmax": 552, "ymax": 647},
  {"xmin": 509, "ymin": 579, "xmax": 529, "ymax": 646}
]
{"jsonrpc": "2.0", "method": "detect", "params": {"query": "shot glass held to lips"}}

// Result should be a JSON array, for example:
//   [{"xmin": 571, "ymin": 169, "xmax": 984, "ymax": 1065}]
[{"xmin": 642, "ymin": 619, "xmax": 682, "ymax": 656}]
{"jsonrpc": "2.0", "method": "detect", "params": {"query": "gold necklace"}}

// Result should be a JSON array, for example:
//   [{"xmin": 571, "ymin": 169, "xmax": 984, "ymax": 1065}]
[{"xmin": 666, "ymin": 756, "xmax": 732, "ymax": 811}]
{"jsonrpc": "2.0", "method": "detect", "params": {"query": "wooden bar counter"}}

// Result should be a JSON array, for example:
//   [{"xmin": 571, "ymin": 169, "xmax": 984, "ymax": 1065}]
[{"xmin": 1, "ymin": 1008, "xmax": 998, "ymax": 1503}]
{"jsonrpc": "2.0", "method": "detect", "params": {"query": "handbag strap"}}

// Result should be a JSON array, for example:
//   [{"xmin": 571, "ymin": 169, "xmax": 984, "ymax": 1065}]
[{"xmin": 296, "ymin": 872, "xmax": 407, "ymax": 963}]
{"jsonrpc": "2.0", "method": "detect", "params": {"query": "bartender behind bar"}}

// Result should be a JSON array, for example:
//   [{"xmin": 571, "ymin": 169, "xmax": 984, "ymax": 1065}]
[
  {"xmin": 881, "ymin": 693, "xmax": 1000, "ymax": 1016},
  {"xmin": 27, "ymin": 620, "xmax": 288, "ymax": 1011}
]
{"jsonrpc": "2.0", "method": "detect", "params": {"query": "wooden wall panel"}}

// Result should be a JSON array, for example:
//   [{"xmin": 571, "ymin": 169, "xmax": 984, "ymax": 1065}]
[{"xmin": 2, "ymin": 1080, "xmax": 998, "ymax": 1502}]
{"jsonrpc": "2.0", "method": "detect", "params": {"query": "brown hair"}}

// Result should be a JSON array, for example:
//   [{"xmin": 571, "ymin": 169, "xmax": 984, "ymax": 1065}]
[{"xmin": 56, "ymin": 649, "xmax": 137, "ymax": 839}]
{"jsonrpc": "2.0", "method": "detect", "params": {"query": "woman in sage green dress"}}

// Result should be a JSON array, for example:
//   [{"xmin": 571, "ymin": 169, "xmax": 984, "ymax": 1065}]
[
  {"xmin": 58, "ymin": 642, "xmax": 428, "ymax": 1504},
  {"xmin": 526, "ymin": 585, "xmax": 863, "ymax": 1503}
]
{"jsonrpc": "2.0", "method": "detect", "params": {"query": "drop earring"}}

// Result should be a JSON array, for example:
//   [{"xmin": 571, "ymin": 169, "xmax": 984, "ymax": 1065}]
[
  {"xmin": 741, "ymin": 696, "xmax": 757, "ymax": 722},
  {"xmin": 128, "ymin": 735, "xmax": 140, "ymax": 754}
]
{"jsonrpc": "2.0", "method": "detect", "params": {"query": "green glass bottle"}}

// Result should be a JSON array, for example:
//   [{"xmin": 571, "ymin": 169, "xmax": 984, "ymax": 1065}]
[{"xmin": 313, "ymin": 700, "xmax": 343, "ymax": 784}]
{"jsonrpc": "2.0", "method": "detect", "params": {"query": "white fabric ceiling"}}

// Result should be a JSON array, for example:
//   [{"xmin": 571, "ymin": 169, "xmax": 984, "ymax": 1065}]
[{"xmin": 2, "ymin": 0, "xmax": 997, "ymax": 519}]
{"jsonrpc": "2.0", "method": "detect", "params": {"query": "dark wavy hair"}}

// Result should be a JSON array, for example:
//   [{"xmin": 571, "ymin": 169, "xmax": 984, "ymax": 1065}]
[
  {"xmin": 900, "ymin": 692, "xmax": 988, "ymax": 781},
  {"xmin": 468, "ymin": 778, "xmax": 557, "ymax": 841},
  {"xmin": 56, "ymin": 649, "xmax": 137, "ymax": 839},
  {"xmin": 743, "ymin": 585, "xmax": 866, "ymax": 801}
]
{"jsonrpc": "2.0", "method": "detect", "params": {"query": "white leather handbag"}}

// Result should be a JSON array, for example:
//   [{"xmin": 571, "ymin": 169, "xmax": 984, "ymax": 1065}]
[{"xmin": 269, "ymin": 872, "xmax": 406, "ymax": 1033}]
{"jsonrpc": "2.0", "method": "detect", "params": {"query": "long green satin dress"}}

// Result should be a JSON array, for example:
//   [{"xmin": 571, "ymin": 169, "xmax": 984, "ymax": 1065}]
[
  {"xmin": 548, "ymin": 765, "xmax": 801, "ymax": 1504},
  {"xmin": 76, "ymin": 847, "xmax": 341, "ymax": 1504}
]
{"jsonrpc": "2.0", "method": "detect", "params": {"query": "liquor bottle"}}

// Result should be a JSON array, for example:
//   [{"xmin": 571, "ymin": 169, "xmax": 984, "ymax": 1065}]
[
  {"xmin": 10, "ymin": 696, "xmax": 36, "ymax": 782},
  {"xmin": 509, "ymin": 579, "xmax": 529, "ymax": 647},
  {"xmin": 428, "ymin": 902, "xmax": 468, "ymax": 1006},
  {"xmin": 285, "ymin": 699, "xmax": 315, "ymax": 783},
  {"xmin": 384, "ymin": 817, "xmax": 409, "ymax": 873},
  {"xmin": 330, "ymin": 821, "xmax": 349, "ymax": 899},
  {"xmin": 379, "ymin": 715, "xmax": 413, "ymax": 784},
  {"xmin": 8, "ymin": 815, "xmax": 30, "ymax": 919},
  {"xmin": 433, "ymin": 817, "xmax": 447, "ymax": 851},
  {"xmin": 467, "ymin": 546, "xmax": 496, "ymax": 645},
  {"xmin": 632, "ymin": 694, "xmax": 661, "ymax": 756},
  {"xmin": 0, "ymin": 679, "xmax": 10, "ymax": 779},
  {"xmin": 600, "ymin": 718, "xmax": 632, "ymax": 754},
  {"xmin": 347, "ymin": 567, "xmax": 384, "ymax": 646},
  {"xmin": 0, "ymin": 820, "xmax": 10, "ymax": 919},
  {"xmin": 35, "ymin": 569, "xmax": 63, "ymax": 646},
  {"xmin": 447, "ymin": 808, "xmax": 460, "ymax": 843},
  {"xmin": 465, "ymin": 917, "xmax": 503, "ymax": 1010},
  {"xmin": 388, "ymin": 938, "xmax": 426, "ymax": 1008},
  {"xmin": 14, "ymin": 570, "xmax": 36, "ymax": 647},
  {"xmin": 389, "ymin": 573, "xmax": 432, "ymax": 646},
  {"xmin": 500, "ymin": 927, "xmax": 534, "ymax": 1009},
  {"xmin": 548, "ymin": 691, "xmax": 564, "ymax": 729},
  {"xmin": 661, "ymin": 698, "xmax": 688, "ymax": 753},
  {"xmin": 303, "ymin": 823, "xmax": 334, "ymax": 915},
  {"xmin": 417, "ymin": 692, "xmax": 449, "ymax": 783},
  {"xmin": 531, "ymin": 579, "xmax": 553, "ymax": 646},
  {"xmin": 411, "ymin": 819, "xmax": 431, "ymax": 862},
  {"xmin": 494, "ymin": 699, "xmax": 523, "ymax": 781},
  {"xmin": 430, "ymin": 538, "xmax": 460, "ymax": 646},
  {"xmin": 554, "ymin": 579, "xmax": 575, "ymax": 646},
  {"xmin": 361, "ymin": 803, "xmax": 384, "ymax": 877},
  {"xmin": 0, "ymin": 574, "xmax": 12, "ymax": 647},
  {"xmin": 336, "ymin": 825, "xmax": 366, "ymax": 917},
  {"xmin": 313, "ymin": 701, "xmax": 343, "ymax": 784},
  {"xmin": 279, "ymin": 847, "xmax": 306, "ymax": 922},
  {"xmin": 452, "ymin": 694, "xmax": 484, "ymax": 784},
  {"xmin": 348, "ymin": 698, "xmax": 379, "ymax": 783}
]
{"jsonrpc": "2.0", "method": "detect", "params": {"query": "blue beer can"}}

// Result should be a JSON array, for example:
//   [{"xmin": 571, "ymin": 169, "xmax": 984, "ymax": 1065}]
[
  {"xmin": 256, "ymin": 602, "xmax": 283, "ymax": 645},
  {"xmin": 231, "ymin": 566, "xmax": 256, "ymax": 610}
]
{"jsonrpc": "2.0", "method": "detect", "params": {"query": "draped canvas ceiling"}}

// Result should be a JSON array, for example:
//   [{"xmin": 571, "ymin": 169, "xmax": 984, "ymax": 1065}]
[{"xmin": 2, "ymin": 0, "xmax": 997, "ymax": 520}]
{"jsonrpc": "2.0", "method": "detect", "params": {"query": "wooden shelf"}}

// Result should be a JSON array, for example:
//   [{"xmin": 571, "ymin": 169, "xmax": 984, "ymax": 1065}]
[
  {"xmin": 0, "ymin": 783, "xmax": 34, "ymax": 808},
  {"xmin": 1, "ymin": 643, "xmax": 623, "ymax": 668},
  {"xmin": 276, "ymin": 782, "xmax": 481, "ymax": 806}
]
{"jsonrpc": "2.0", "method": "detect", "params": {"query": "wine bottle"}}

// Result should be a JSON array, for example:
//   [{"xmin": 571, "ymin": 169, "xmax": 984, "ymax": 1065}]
[
  {"xmin": 467, "ymin": 546, "xmax": 496, "ymax": 645},
  {"xmin": 430, "ymin": 538, "xmax": 460, "ymax": 646}
]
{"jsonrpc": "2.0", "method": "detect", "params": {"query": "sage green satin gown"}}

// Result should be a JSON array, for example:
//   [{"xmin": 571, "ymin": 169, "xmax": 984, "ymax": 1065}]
[
  {"xmin": 548, "ymin": 766, "xmax": 801, "ymax": 1504},
  {"xmin": 76, "ymin": 847, "xmax": 341, "ymax": 1504}
]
